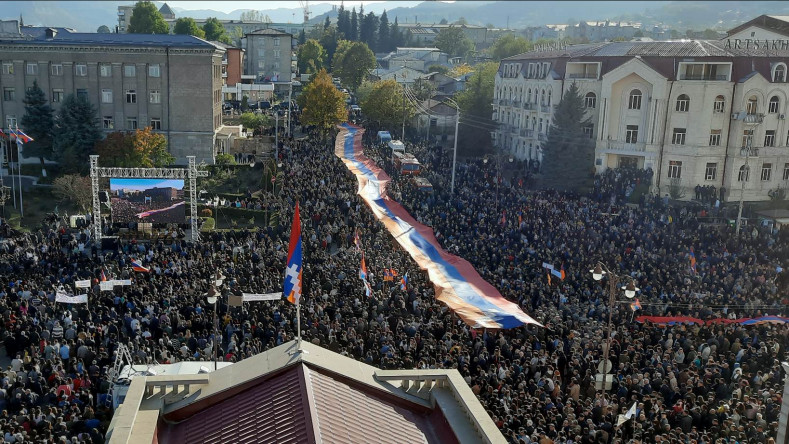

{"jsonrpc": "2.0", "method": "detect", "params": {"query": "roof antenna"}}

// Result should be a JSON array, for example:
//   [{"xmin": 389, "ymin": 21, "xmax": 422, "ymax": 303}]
[{"xmin": 19, "ymin": 14, "xmax": 24, "ymax": 27}]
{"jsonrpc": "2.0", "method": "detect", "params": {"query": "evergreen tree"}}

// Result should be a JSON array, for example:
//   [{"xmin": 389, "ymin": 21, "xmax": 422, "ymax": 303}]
[
  {"xmin": 541, "ymin": 82, "xmax": 594, "ymax": 192},
  {"xmin": 349, "ymin": 8, "xmax": 358, "ymax": 41},
  {"xmin": 203, "ymin": 17, "xmax": 228, "ymax": 42},
  {"xmin": 391, "ymin": 17, "xmax": 403, "ymax": 48},
  {"xmin": 324, "ymin": 16, "xmax": 331, "ymax": 31},
  {"xmin": 378, "ymin": 10, "xmax": 390, "ymax": 52},
  {"xmin": 298, "ymin": 29, "xmax": 306, "ymax": 45},
  {"xmin": 127, "ymin": 1, "xmax": 169, "ymax": 34},
  {"xmin": 20, "ymin": 80, "xmax": 54, "ymax": 169},
  {"xmin": 455, "ymin": 62, "xmax": 498, "ymax": 156},
  {"xmin": 53, "ymin": 95, "xmax": 102, "ymax": 175},
  {"xmin": 174, "ymin": 17, "xmax": 206, "ymax": 38},
  {"xmin": 360, "ymin": 12, "xmax": 378, "ymax": 51},
  {"xmin": 336, "ymin": 3, "xmax": 349, "ymax": 39}
]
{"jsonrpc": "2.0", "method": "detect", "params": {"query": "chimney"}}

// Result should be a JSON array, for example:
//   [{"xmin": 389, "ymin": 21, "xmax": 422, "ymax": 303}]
[{"xmin": 45, "ymin": 27, "xmax": 57, "ymax": 39}]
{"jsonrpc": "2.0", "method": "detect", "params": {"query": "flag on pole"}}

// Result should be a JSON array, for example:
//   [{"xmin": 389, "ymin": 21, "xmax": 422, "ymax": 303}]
[
  {"xmin": 364, "ymin": 279, "xmax": 372, "ymax": 298},
  {"xmin": 131, "ymin": 260, "xmax": 150, "ymax": 273},
  {"xmin": 100, "ymin": 269, "xmax": 108, "ymax": 282},
  {"xmin": 400, "ymin": 272, "xmax": 408, "ymax": 291},
  {"xmin": 284, "ymin": 203, "xmax": 303, "ymax": 305},
  {"xmin": 354, "ymin": 228, "xmax": 362, "ymax": 251},
  {"xmin": 12, "ymin": 129, "xmax": 33, "ymax": 144},
  {"xmin": 689, "ymin": 247, "xmax": 697, "ymax": 274},
  {"xmin": 616, "ymin": 402, "xmax": 638, "ymax": 427},
  {"xmin": 630, "ymin": 298, "xmax": 642, "ymax": 312},
  {"xmin": 546, "ymin": 272, "xmax": 552, "ymax": 286},
  {"xmin": 560, "ymin": 263, "xmax": 566, "ymax": 280},
  {"xmin": 359, "ymin": 254, "xmax": 368, "ymax": 281}
]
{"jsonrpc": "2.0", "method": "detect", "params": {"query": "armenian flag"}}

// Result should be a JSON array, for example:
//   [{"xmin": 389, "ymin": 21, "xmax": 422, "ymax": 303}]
[
  {"xmin": 630, "ymin": 298, "xmax": 642, "ymax": 311},
  {"xmin": 383, "ymin": 268, "xmax": 394, "ymax": 282},
  {"xmin": 131, "ymin": 260, "xmax": 150, "ymax": 273},
  {"xmin": 283, "ymin": 203, "xmax": 303, "ymax": 305},
  {"xmin": 689, "ymin": 247, "xmax": 697, "ymax": 274},
  {"xmin": 359, "ymin": 255, "xmax": 368, "ymax": 281},
  {"xmin": 560, "ymin": 263, "xmax": 566, "ymax": 280}
]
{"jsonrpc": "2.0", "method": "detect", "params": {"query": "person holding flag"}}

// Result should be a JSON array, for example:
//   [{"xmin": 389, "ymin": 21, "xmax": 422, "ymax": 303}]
[
  {"xmin": 400, "ymin": 272, "xmax": 408, "ymax": 291},
  {"xmin": 283, "ymin": 202, "xmax": 304, "ymax": 351},
  {"xmin": 354, "ymin": 228, "xmax": 362, "ymax": 251},
  {"xmin": 689, "ymin": 247, "xmax": 697, "ymax": 274},
  {"xmin": 359, "ymin": 254, "xmax": 368, "ymax": 281},
  {"xmin": 131, "ymin": 259, "xmax": 150, "ymax": 273}
]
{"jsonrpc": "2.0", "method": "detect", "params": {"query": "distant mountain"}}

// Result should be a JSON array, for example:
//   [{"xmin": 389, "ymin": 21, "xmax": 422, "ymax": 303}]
[{"xmin": 1, "ymin": 1, "xmax": 788, "ymax": 34}]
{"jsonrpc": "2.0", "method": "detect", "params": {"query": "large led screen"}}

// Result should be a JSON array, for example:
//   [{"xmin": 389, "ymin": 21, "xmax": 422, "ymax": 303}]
[{"xmin": 110, "ymin": 178, "xmax": 185, "ymax": 224}]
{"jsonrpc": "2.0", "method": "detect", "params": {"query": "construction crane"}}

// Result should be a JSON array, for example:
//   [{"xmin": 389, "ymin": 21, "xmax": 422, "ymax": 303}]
[{"xmin": 299, "ymin": 0, "xmax": 311, "ymax": 24}]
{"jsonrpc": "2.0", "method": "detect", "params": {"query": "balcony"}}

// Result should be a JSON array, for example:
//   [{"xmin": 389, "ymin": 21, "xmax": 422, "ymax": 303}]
[
  {"xmin": 512, "ymin": 100, "xmax": 520, "ymax": 107},
  {"xmin": 540, "ymin": 105, "xmax": 550, "ymax": 113},
  {"xmin": 567, "ymin": 73, "xmax": 598, "ymax": 79},
  {"xmin": 603, "ymin": 141, "xmax": 647, "ymax": 153},
  {"xmin": 523, "ymin": 102, "xmax": 535, "ymax": 110},
  {"xmin": 520, "ymin": 129, "xmax": 533, "ymax": 137},
  {"xmin": 679, "ymin": 74, "xmax": 728, "ymax": 81}
]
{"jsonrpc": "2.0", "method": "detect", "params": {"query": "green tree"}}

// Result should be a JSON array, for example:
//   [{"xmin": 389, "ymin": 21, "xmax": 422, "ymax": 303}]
[
  {"xmin": 360, "ymin": 79, "xmax": 414, "ymax": 130},
  {"xmin": 298, "ymin": 29, "xmax": 306, "ymax": 45},
  {"xmin": 215, "ymin": 153, "xmax": 236, "ymax": 165},
  {"xmin": 333, "ymin": 40, "xmax": 376, "ymax": 91},
  {"xmin": 174, "ymin": 17, "xmax": 206, "ymax": 38},
  {"xmin": 240, "ymin": 96, "xmax": 249, "ymax": 111},
  {"xmin": 97, "ymin": 25, "xmax": 111, "ymax": 33},
  {"xmin": 489, "ymin": 34, "xmax": 532, "ymax": 60},
  {"xmin": 702, "ymin": 28, "xmax": 720, "ymax": 39},
  {"xmin": 377, "ymin": 10, "xmax": 390, "ymax": 52},
  {"xmin": 94, "ymin": 127, "xmax": 173, "ymax": 168},
  {"xmin": 360, "ymin": 12, "xmax": 378, "ymax": 50},
  {"xmin": 297, "ymin": 39, "xmax": 327, "ymax": 74},
  {"xmin": 411, "ymin": 79, "xmax": 435, "ymax": 102},
  {"xmin": 299, "ymin": 69, "xmax": 347, "ymax": 134},
  {"xmin": 240, "ymin": 10, "xmax": 271, "ymax": 23},
  {"xmin": 336, "ymin": 3, "xmax": 350, "ymax": 38},
  {"xmin": 633, "ymin": 30, "xmax": 645, "ymax": 38},
  {"xmin": 239, "ymin": 112, "xmax": 272, "ymax": 135},
  {"xmin": 53, "ymin": 94, "xmax": 101, "ymax": 174},
  {"xmin": 203, "ymin": 17, "xmax": 230, "ymax": 43},
  {"xmin": 434, "ymin": 26, "xmax": 475, "ymax": 58},
  {"xmin": 541, "ymin": 82, "xmax": 594, "ymax": 192},
  {"xmin": 349, "ymin": 8, "xmax": 359, "ymax": 41},
  {"xmin": 20, "ymin": 80, "xmax": 54, "ymax": 169},
  {"xmin": 127, "ymin": 1, "xmax": 169, "ymax": 34},
  {"xmin": 320, "ymin": 25, "xmax": 340, "ymax": 69},
  {"xmin": 454, "ymin": 61, "xmax": 498, "ymax": 156}
]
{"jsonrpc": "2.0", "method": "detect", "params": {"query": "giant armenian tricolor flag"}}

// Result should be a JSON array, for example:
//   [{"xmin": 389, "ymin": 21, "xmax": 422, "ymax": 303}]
[{"xmin": 335, "ymin": 123, "xmax": 540, "ymax": 329}]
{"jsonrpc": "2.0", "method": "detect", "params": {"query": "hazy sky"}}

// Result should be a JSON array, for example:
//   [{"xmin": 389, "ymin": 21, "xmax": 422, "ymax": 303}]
[{"xmin": 166, "ymin": 1, "xmax": 424, "ymax": 13}]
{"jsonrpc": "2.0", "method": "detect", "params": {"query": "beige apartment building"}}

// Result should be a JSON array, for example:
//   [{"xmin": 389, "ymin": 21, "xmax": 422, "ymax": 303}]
[
  {"xmin": 243, "ymin": 28, "xmax": 295, "ymax": 91},
  {"xmin": 493, "ymin": 16, "xmax": 789, "ymax": 201},
  {"xmin": 0, "ymin": 21, "xmax": 225, "ymax": 164}
]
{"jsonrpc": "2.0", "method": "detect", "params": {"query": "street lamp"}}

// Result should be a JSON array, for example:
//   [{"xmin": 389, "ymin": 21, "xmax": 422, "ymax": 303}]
[
  {"xmin": 589, "ymin": 262, "xmax": 639, "ymax": 402},
  {"xmin": 735, "ymin": 112, "xmax": 763, "ymax": 236},
  {"xmin": 205, "ymin": 272, "xmax": 225, "ymax": 370},
  {"xmin": 444, "ymin": 97, "xmax": 460, "ymax": 195}
]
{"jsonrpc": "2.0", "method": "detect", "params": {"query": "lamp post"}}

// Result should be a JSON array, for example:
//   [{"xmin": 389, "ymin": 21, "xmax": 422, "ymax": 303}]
[
  {"xmin": 735, "ymin": 113, "xmax": 763, "ymax": 236},
  {"xmin": 205, "ymin": 272, "xmax": 225, "ymax": 371},
  {"xmin": 445, "ymin": 98, "xmax": 460, "ymax": 195},
  {"xmin": 589, "ymin": 263, "xmax": 639, "ymax": 402}
]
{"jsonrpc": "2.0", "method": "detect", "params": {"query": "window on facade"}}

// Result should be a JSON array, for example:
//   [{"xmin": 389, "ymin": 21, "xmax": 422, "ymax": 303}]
[
  {"xmin": 148, "ymin": 64, "xmax": 160, "ymax": 78},
  {"xmin": 675, "ymin": 94, "xmax": 690, "ymax": 112},
  {"xmin": 101, "ymin": 89, "xmax": 113, "ymax": 103},
  {"xmin": 672, "ymin": 128, "xmax": 687, "ymax": 145},
  {"xmin": 124, "ymin": 65, "xmax": 136, "ymax": 77},
  {"xmin": 738, "ymin": 165, "xmax": 750, "ymax": 182},
  {"xmin": 540, "ymin": 90, "xmax": 545, "ymax": 105},
  {"xmin": 709, "ymin": 129, "xmax": 721, "ymax": 146},
  {"xmin": 102, "ymin": 117, "xmax": 114, "ymax": 129},
  {"xmin": 784, "ymin": 163, "xmax": 789, "ymax": 181},
  {"xmin": 583, "ymin": 124, "xmax": 594, "ymax": 139},
  {"xmin": 547, "ymin": 90, "xmax": 552, "ymax": 106},
  {"xmin": 126, "ymin": 90, "xmax": 136, "ymax": 104},
  {"xmin": 6, "ymin": 115, "xmax": 17, "ymax": 128},
  {"xmin": 628, "ymin": 89, "xmax": 642, "ymax": 110},
  {"xmin": 75, "ymin": 64, "xmax": 87, "ymax": 77},
  {"xmin": 149, "ymin": 90, "xmax": 161, "ymax": 104},
  {"xmin": 705, "ymin": 163, "xmax": 717, "ymax": 181},
  {"xmin": 584, "ymin": 92, "xmax": 596, "ymax": 109},
  {"xmin": 257, "ymin": 48, "xmax": 265, "ymax": 57},
  {"xmin": 761, "ymin": 163, "xmax": 772, "ymax": 181},
  {"xmin": 52, "ymin": 89, "xmax": 64, "ymax": 103},
  {"xmin": 150, "ymin": 118, "xmax": 161, "ymax": 130},
  {"xmin": 713, "ymin": 95, "xmax": 725, "ymax": 113},
  {"xmin": 100, "ymin": 64, "xmax": 112, "ymax": 77},
  {"xmin": 765, "ymin": 130, "xmax": 776, "ymax": 147},
  {"xmin": 126, "ymin": 117, "xmax": 138, "ymax": 130},
  {"xmin": 26, "ymin": 63, "xmax": 38, "ymax": 75},
  {"xmin": 50, "ymin": 64, "xmax": 63, "ymax": 76},
  {"xmin": 625, "ymin": 125, "xmax": 639, "ymax": 143},
  {"xmin": 667, "ymin": 160, "xmax": 682, "ymax": 179},
  {"xmin": 746, "ymin": 96, "xmax": 758, "ymax": 115},
  {"xmin": 273, "ymin": 49, "xmax": 281, "ymax": 58},
  {"xmin": 774, "ymin": 64, "xmax": 786, "ymax": 82},
  {"xmin": 769, "ymin": 96, "xmax": 780, "ymax": 114},
  {"xmin": 742, "ymin": 129, "xmax": 753, "ymax": 147},
  {"xmin": 258, "ymin": 61, "xmax": 265, "ymax": 69},
  {"xmin": 2, "ymin": 62, "xmax": 13, "ymax": 75},
  {"xmin": 274, "ymin": 62, "xmax": 280, "ymax": 70},
  {"xmin": 3, "ymin": 88, "xmax": 14, "ymax": 102},
  {"xmin": 76, "ymin": 89, "xmax": 88, "ymax": 101},
  {"xmin": 273, "ymin": 37, "xmax": 280, "ymax": 46}
]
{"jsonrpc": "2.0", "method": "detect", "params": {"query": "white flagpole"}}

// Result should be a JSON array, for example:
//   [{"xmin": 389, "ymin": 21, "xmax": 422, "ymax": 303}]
[
  {"xmin": 14, "ymin": 124, "xmax": 23, "ymax": 218},
  {"xmin": 5, "ymin": 134, "xmax": 16, "ymax": 210},
  {"xmin": 296, "ymin": 302, "xmax": 302, "ymax": 352}
]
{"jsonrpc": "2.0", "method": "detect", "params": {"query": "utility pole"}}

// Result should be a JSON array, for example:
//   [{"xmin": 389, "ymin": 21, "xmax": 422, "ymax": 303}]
[
  {"xmin": 274, "ymin": 112, "xmax": 279, "ymax": 163},
  {"xmin": 287, "ymin": 81, "xmax": 292, "ymax": 137},
  {"xmin": 449, "ymin": 99, "xmax": 459, "ymax": 195}
]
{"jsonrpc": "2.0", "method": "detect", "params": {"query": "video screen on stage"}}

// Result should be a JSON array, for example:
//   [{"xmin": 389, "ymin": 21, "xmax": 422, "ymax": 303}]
[{"xmin": 110, "ymin": 178, "xmax": 186, "ymax": 224}]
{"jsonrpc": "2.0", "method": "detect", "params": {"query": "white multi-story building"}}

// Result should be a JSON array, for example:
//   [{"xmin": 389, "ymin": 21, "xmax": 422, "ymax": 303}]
[{"xmin": 493, "ymin": 17, "xmax": 789, "ymax": 201}]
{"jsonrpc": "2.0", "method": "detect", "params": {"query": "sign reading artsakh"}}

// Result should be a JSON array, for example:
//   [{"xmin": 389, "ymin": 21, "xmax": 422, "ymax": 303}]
[{"xmin": 724, "ymin": 39, "xmax": 789, "ymax": 50}]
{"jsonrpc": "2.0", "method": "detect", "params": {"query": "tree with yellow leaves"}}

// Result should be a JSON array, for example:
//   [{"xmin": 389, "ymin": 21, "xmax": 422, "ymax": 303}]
[{"xmin": 300, "ymin": 69, "xmax": 348, "ymax": 135}]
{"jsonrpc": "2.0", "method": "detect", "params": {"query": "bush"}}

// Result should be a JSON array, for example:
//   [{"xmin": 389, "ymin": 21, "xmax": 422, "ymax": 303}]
[
  {"xmin": 200, "ymin": 208, "xmax": 213, "ymax": 217},
  {"xmin": 200, "ymin": 217, "xmax": 215, "ymax": 231}
]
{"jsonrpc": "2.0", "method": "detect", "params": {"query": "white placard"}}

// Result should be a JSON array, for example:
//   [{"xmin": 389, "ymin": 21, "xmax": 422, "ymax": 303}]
[
  {"xmin": 111, "ymin": 279, "xmax": 132, "ymax": 286},
  {"xmin": 100, "ymin": 281, "xmax": 114, "ymax": 291},
  {"xmin": 75, "ymin": 280, "xmax": 91, "ymax": 288},
  {"xmin": 56, "ymin": 293, "xmax": 88, "ymax": 304},
  {"xmin": 542, "ymin": 262, "xmax": 554, "ymax": 270},
  {"xmin": 242, "ymin": 292, "xmax": 281, "ymax": 302}
]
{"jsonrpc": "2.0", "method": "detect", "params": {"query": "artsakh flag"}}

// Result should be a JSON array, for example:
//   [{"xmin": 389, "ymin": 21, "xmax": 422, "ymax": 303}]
[
  {"xmin": 283, "ymin": 203, "xmax": 303, "ymax": 305},
  {"xmin": 131, "ymin": 260, "xmax": 150, "ymax": 273},
  {"xmin": 359, "ymin": 254, "xmax": 368, "ymax": 281},
  {"xmin": 364, "ymin": 279, "xmax": 372, "ymax": 298}
]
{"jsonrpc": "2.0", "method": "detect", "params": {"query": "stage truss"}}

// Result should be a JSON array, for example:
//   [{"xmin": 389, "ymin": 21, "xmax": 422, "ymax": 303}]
[{"xmin": 90, "ymin": 155, "xmax": 208, "ymax": 243}]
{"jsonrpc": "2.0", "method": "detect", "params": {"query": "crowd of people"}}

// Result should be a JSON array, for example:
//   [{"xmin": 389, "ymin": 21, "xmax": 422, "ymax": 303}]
[{"xmin": 0, "ymin": 124, "xmax": 787, "ymax": 444}]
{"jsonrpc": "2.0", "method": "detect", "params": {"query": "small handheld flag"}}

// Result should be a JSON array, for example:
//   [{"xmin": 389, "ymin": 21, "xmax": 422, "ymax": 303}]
[
  {"xmin": 100, "ymin": 269, "xmax": 108, "ymax": 282},
  {"xmin": 359, "ymin": 255, "xmax": 368, "ymax": 281},
  {"xmin": 400, "ymin": 272, "xmax": 408, "ymax": 291},
  {"xmin": 283, "ymin": 203, "xmax": 303, "ymax": 305},
  {"xmin": 131, "ymin": 260, "xmax": 150, "ymax": 273},
  {"xmin": 354, "ymin": 228, "xmax": 362, "ymax": 251},
  {"xmin": 689, "ymin": 247, "xmax": 697, "ymax": 274},
  {"xmin": 364, "ymin": 279, "xmax": 372, "ymax": 298},
  {"xmin": 560, "ymin": 264, "xmax": 566, "ymax": 280},
  {"xmin": 630, "ymin": 298, "xmax": 642, "ymax": 312}
]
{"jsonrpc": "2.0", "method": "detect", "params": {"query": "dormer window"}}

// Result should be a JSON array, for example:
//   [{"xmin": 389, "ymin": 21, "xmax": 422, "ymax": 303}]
[{"xmin": 773, "ymin": 63, "xmax": 786, "ymax": 83}]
